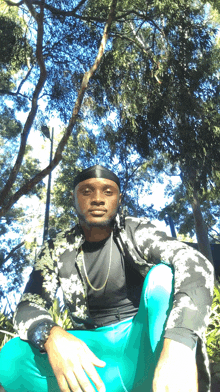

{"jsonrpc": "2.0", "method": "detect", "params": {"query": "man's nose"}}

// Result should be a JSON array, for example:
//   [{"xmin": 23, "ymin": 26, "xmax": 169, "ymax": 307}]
[{"xmin": 91, "ymin": 190, "xmax": 105, "ymax": 204}]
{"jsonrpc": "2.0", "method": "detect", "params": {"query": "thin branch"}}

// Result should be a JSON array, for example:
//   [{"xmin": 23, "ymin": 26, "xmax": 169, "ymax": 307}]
[
  {"xmin": 129, "ymin": 20, "xmax": 147, "ymax": 49},
  {"xmin": 111, "ymin": 32, "xmax": 154, "ymax": 56},
  {"xmin": 0, "ymin": 65, "xmax": 34, "ymax": 98},
  {"xmin": 31, "ymin": 1, "xmax": 144, "ymax": 24},
  {"xmin": 32, "ymin": 0, "xmax": 106, "ymax": 22},
  {"xmin": 208, "ymin": 233, "xmax": 220, "ymax": 244},
  {"xmin": 0, "ymin": 0, "xmax": 118, "ymax": 218},
  {"xmin": 24, "ymin": 0, "xmax": 39, "ymax": 20},
  {"xmin": 16, "ymin": 65, "xmax": 34, "ymax": 95},
  {"xmin": 0, "ymin": 90, "xmax": 30, "ymax": 100},
  {"xmin": 4, "ymin": 0, "xmax": 24, "ymax": 6},
  {"xmin": 1, "ymin": 241, "xmax": 25, "ymax": 268},
  {"xmin": 0, "ymin": 0, "xmax": 47, "ymax": 206},
  {"xmin": 0, "ymin": 330, "xmax": 17, "ymax": 337}
]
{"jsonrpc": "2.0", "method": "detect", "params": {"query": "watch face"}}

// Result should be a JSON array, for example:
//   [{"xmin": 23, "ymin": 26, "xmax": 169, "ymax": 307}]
[{"xmin": 31, "ymin": 321, "xmax": 57, "ymax": 351}]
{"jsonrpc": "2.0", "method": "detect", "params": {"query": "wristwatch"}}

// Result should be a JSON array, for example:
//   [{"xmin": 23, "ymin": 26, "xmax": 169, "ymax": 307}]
[{"xmin": 28, "ymin": 320, "xmax": 58, "ymax": 352}]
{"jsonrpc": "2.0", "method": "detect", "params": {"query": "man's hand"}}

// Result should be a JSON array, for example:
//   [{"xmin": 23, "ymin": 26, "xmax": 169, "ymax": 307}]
[
  {"xmin": 153, "ymin": 338, "xmax": 198, "ymax": 392},
  {"xmin": 44, "ymin": 326, "xmax": 106, "ymax": 392}
]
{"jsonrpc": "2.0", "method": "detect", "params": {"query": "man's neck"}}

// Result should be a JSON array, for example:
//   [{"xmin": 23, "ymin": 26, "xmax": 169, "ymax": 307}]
[{"xmin": 80, "ymin": 222, "xmax": 112, "ymax": 242}]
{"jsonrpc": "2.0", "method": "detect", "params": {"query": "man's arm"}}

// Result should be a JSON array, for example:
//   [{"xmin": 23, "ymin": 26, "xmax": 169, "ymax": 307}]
[
  {"xmin": 153, "ymin": 338, "xmax": 198, "ymax": 392},
  {"xmin": 13, "ymin": 239, "xmax": 60, "ymax": 344},
  {"xmin": 134, "ymin": 220, "xmax": 214, "ymax": 343},
  {"xmin": 14, "ymin": 235, "xmax": 107, "ymax": 392}
]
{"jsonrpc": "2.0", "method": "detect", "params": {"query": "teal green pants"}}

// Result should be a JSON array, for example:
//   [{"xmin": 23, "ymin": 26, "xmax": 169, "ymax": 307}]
[{"xmin": 0, "ymin": 264, "xmax": 174, "ymax": 392}]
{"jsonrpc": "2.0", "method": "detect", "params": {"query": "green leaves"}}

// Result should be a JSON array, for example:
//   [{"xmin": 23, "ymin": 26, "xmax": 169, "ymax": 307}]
[
  {"xmin": 48, "ymin": 298, "xmax": 73, "ymax": 329},
  {"xmin": 206, "ymin": 284, "xmax": 220, "ymax": 362},
  {"xmin": 0, "ymin": 312, "xmax": 17, "ymax": 350}
]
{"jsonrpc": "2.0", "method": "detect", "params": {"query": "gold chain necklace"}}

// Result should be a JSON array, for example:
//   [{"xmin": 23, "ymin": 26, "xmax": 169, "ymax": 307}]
[{"xmin": 81, "ymin": 232, "xmax": 113, "ymax": 291}]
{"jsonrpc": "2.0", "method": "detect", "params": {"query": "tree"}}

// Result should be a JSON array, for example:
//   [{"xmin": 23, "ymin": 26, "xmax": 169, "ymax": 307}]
[
  {"xmin": 0, "ymin": 0, "xmax": 120, "ymax": 314},
  {"xmin": 0, "ymin": 0, "xmax": 118, "ymax": 220},
  {"xmin": 83, "ymin": 0, "xmax": 220, "ymax": 261}
]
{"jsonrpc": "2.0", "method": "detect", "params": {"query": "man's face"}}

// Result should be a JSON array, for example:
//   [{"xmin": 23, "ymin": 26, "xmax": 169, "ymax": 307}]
[{"xmin": 74, "ymin": 178, "xmax": 121, "ymax": 227}]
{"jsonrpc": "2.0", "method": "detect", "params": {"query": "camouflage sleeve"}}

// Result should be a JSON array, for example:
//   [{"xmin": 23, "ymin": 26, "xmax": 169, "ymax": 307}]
[
  {"xmin": 134, "ymin": 220, "xmax": 214, "ymax": 345},
  {"xmin": 13, "ymin": 239, "xmax": 59, "ymax": 341}
]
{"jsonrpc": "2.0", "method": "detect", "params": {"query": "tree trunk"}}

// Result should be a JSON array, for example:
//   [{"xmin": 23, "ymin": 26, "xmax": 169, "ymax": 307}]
[{"xmin": 191, "ymin": 189, "xmax": 213, "ymax": 263}]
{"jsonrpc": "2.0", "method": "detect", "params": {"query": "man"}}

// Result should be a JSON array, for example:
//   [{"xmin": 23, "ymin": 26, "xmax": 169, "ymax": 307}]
[{"xmin": 0, "ymin": 165, "xmax": 214, "ymax": 392}]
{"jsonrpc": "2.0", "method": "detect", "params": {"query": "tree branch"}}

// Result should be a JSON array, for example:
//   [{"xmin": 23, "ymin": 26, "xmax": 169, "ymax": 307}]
[
  {"xmin": 0, "ymin": 0, "xmax": 118, "ymax": 218},
  {"xmin": 0, "ymin": 65, "xmax": 34, "ymax": 98},
  {"xmin": 31, "ymin": 1, "xmax": 143, "ymax": 24},
  {"xmin": 0, "ymin": 0, "xmax": 47, "ymax": 206},
  {"xmin": 0, "ymin": 241, "xmax": 25, "ymax": 269},
  {"xmin": 4, "ymin": 0, "xmax": 24, "ymax": 6}
]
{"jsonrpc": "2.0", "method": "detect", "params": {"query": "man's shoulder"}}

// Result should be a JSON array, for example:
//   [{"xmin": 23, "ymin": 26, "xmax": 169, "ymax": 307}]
[
  {"xmin": 49, "ymin": 224, "xmax": 82, "ymax": 247},
  {"xmin": 123, "ymin": 215, "xmax": 151, "ymax": 229}
]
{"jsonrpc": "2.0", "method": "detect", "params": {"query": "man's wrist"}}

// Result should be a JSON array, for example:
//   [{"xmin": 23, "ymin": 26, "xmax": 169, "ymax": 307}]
[
  {"xmin": 28, "ymin": 320, "xmax": 58, "ymax": 352},
  {"xmin": 44, "ymin": 325, "xmax": 66, "ymax": 351}
]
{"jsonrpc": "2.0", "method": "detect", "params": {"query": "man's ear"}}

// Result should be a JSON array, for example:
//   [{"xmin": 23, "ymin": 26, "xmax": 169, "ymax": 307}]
[{"xmin": 119, "ymin": 193, "xmax": 122, "ymax": 205}]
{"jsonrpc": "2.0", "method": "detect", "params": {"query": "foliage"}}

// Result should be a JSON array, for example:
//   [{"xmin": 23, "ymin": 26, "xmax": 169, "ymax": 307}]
[
  {"xmin": 84, "ymin": 0, "xmax": 220, "ymax": 258},
  {"xmin": 0, "ymin": 0, "xmax": 33, "ymax": 92},
  {"xmin": 0, "ymin": 0, "xmax": 118, "ymax": 308},
  {"xmin": 0, "ymin": 312, "xmax": 17, "ymax": 350},
  {"xmin": 206, "ymin": 283, "xmax": 220, "ymax": 362},
  {"xmin": 158, "ymin": 178, "xmax": 220, "ymax": 242},
  {"xmin": 48, "ymin": 298, "xmax": 73, "ymax": 330}
]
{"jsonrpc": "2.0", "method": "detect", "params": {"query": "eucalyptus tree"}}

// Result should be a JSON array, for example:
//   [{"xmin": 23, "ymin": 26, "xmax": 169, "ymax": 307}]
[
  {"xmin": 0, "ymin": 1, "xmax": 45, "ymax": 308},
  {"xmin": 83, "ymin": 0, "xmax": 220, "ymax": 261},
  {"xmin": 0, "ymin": 0, "xmax": 120, "ymax": 313},
  {"xmin": 0, "ymin": 0, "xmax": 119, "ymax": 220}
]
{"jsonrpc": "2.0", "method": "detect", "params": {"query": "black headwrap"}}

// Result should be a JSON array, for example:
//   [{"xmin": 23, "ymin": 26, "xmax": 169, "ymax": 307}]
[{"xmin": 73, "ymin": 165, "xmax": 120, "ymax": 190}]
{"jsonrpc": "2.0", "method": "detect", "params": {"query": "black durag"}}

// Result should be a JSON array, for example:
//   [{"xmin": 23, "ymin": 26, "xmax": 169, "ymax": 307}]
[{"xmin": 73, "ymin": 165, "xmax": 120, "ymax": 190}]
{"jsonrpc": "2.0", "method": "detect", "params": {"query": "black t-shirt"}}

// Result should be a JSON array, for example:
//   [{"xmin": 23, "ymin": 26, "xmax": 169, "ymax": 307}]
[
  {"xmin": 82, "ymin": 234, "xmax": 143, "ymax": 326},
  {"xmin": 82, "ymin": 235, "xmax": 198, "ymax": 349}
]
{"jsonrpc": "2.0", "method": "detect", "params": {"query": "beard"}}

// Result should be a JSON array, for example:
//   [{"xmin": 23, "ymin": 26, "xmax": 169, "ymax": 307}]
[{"xmin": 77, "ymin": 211, "xmax": 117, "ymax": 228}]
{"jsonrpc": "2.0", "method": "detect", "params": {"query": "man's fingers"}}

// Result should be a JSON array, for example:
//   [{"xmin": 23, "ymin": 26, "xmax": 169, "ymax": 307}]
[
  {"xmin": 82, "ymin": 360, "xmax": 106, "ymax": 392},
  {"xmin": 82, "ymin": 343, "xmax": 106, "ymax": 368},
  {"xmin": 56, "ymin": 373, "xmax": 71, "ymax": 392},
  {"xmin": 70, "ymin": 365, "xmax": 97, "ymax": 392},
  {"xmin": 65, "ymin": 368, "xmax": 87, "ymax": 392}
]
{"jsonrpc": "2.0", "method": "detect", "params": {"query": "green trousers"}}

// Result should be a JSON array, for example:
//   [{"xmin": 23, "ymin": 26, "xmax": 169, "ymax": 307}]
[{"xmin": 0, "ymin": 264, "xmax": 174, "ymax": 392}]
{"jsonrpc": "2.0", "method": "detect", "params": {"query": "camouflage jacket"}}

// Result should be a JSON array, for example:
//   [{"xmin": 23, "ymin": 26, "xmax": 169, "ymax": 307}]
[{"xmin": 14, "ymin": 215, "xmax": 214, "ymax": 391}]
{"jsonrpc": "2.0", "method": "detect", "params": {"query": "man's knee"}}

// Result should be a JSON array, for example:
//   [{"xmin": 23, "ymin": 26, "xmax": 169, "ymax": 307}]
[{"xmin": 143, "ymin": 263, "xmax": 174, "ymax": 305}]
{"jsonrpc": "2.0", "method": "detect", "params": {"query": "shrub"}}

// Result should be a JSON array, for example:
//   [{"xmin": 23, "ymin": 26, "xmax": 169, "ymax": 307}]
[
  {"xmin": 206, "ymin": 283, "xmax": 220, "ymax": 362},
  {"xmin": 0, "ymin": 313, "xmax": 17, "ymax": 350}
]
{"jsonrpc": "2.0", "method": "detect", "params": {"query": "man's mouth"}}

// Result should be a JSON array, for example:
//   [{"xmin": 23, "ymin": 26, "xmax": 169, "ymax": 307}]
[{"xmin": 89, "ymin": 209, "xmax": 107, "ymax": 215}]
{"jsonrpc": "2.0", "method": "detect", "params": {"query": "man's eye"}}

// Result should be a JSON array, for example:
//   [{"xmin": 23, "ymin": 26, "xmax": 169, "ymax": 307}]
[
  {"xmin": 105, "ymin": 190, "xmax": 113, "ymax": 195},
  {"xmin": 82, "ymin": 189, "xmax": 91, "ymax": 195}
]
